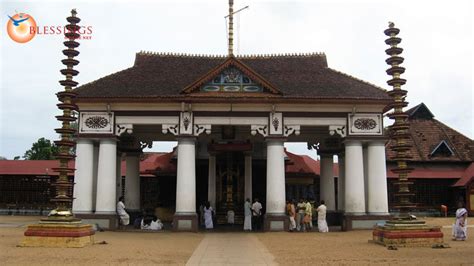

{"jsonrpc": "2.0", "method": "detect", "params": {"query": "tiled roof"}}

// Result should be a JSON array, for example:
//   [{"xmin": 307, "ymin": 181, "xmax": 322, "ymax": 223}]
[
  {"xmin": 285, "ymin": 150, "xmax": 339, "ymax": 176},
  {"xmin": 386, "ymin": 103, "xmax": 474, "ymax": 162},
  {"xmin": 74, "ymin": 52, "xmax": 390, "ymax": 101},
  {"xmin": 453, "ymin": 162, "xmax": 474, "ymax": 186}
]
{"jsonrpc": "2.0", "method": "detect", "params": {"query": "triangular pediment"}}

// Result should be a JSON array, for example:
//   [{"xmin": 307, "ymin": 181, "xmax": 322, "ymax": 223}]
[
  {"xmin": 430, "ymin": 140, "xmax": 454, "ymax": 157},
  {"xmin": 182, "ymin": 57, "xmax": 281, "ymax": 95}
]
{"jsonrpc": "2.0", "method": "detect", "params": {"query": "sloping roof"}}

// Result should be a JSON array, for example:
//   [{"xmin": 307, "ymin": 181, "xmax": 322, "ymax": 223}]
[
  {"xmin": 0, "ymin": 160, "xmax": 74, "ymax": 176},
  {"xmin": 74, "ymin": 52, "xmax": 390, "ymax": 102},
  {"xmin": 285, "ymin": 150, "xmax": 339, "ymax": 176},
  {"xmin": 387, "ymin": 103, "xmax": 474, "ymax": 162},
  {"xmin": 387, "ymin": 165, "xmax": 466, "ymax": 179},
  {"xmin": 453, "ymin": 162, "xmax": 474, "ymax": 187}
]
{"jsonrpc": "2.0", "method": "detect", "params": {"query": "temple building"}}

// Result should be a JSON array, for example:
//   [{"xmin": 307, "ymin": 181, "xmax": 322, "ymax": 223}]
[
  {"xmin": 2, "ymin": 101, "xmax": 473, "ymax": 227},
  {"xmin": 67, "ymin": 48, "xmax": 392, "ymax": 231},
  {"xmin": 386, "ymin": 103, "xmax": 474, "ymax": 213}
]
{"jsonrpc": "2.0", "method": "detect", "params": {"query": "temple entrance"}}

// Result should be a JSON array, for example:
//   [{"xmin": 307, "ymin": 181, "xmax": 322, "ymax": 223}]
[{"xmin": 215, "ymin": 152, "xmax": 245, "ymax": 224}]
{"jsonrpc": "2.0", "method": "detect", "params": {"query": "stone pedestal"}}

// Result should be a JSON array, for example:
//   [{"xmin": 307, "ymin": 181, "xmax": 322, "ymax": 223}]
[
  {"xmin": 172, "ymin": 213, "xmax": 198, "ymax": 232},
  {"xmin": 20, "ymin": 218, "xmax": 95, "ymax": 248},
  {"xmin": 264, "ymin": 214, "xmax": 289, "ymax": 231},
  {"xmin": 372, "ymin": 219, "xmax": 444, "ymax": 247}
]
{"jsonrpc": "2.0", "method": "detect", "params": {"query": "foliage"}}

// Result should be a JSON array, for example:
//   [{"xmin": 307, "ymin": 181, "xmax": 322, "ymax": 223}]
[{"xmin": 23, "ymin": 138, "xmax": 59, "ymax": 160}]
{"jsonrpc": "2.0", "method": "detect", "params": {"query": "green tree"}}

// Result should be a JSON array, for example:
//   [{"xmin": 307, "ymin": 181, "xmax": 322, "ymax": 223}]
[{"xmin": 23, "ymin": 138, "xmax": 59, "ymax": 160}]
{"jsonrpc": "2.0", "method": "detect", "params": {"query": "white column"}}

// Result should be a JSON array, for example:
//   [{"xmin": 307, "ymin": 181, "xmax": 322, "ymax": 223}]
[
  {"xmin": 96, "ymin": 139, "xmax": 117, "ymax": 214},
  {"xmin": 207, "ymin": 154, "xmax": 216, "ymax": 209},
  {"xmin": 363, "ymin": 146, "xmax": 369, "ymax": 211},
  {"xmin": 344, "ymin": 140, "xmax": 366, "ymax": 215},
  {"xmin": 320, "ymin": 154, "xmax": 336, "ymax": 211},
  {"xmin": 125, "ymin": 153, "xmax": 141, "ymax": 211},
  {"xmin": 116, "ymin": 154, "xmax": 122, "ymax": 201},
  {"xmin": 266, "ymin": 139, "xmax": 286, "ymax": 215},
  {"xmin": 175, "ymin": 137, "xmax": 196, "ymax": 214},
  {"xmin": 73, "ymin": 139, "xmax": 95, "ymax": 214},
  {"xmin": 367, "ymin": 141, "xmax": 389, "ymax": 215},
  {"xmin": 337, "ymin": 155, "xmax": 345, "ymax": 211},
  {"xmin": 92, "ymin": 144, "xmax": 99, "ymax": 211},
  {"xmin": 244, "ymin": 153, "xmax": 253, "ymax": 201}
]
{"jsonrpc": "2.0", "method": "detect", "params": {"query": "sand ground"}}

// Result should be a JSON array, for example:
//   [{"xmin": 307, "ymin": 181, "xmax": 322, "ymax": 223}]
[{"xmin": 1, "ymin": 216, "xmax": 473, "ymax": 265}]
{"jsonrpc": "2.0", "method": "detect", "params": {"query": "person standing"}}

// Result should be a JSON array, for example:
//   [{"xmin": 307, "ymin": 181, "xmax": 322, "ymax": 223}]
[
  {"xmin": 243, "ymin": 198, "xmax": 252, "ymax": 231},
  {"xmin": 117, "ymin": 196, "xmax": 130, "ymax": 228},
  {"xmin": 453, "ymin": 201, "xmax": 468, "ymax": 241},
  {"xmin": 296, "ymin": 198, "xmax": 306, "ymax": 232},
  {"xmin": 204, "ymin": 201, "xmax": 214, "ymax": 229},
  {"xmin": 287, "ymin": 199, "xmax": 296, "ymax": 232},
  {"xmin": 252, "ymin": 198, "xmax": 263, "ymax": 231},
  {"xmin": 303, "ymin": 199, "xmax": 313, "ymax": 231},
  {"xmin": 316, "ymin": 200, "xmax": 329, "ymax": 233}
]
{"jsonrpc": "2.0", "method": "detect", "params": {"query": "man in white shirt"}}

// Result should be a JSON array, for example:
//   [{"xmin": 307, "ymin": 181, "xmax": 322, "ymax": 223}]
[
  {"xmin": 316, "ymin": 200, "xmax": 329, "ymax": 233},
  {"xmin": 252, "ymin": 198, "xmax": 263, "ymax": 231},
  {"xmin": 117, "ymin": 196, "xmax": 130, "ymax": 228}
]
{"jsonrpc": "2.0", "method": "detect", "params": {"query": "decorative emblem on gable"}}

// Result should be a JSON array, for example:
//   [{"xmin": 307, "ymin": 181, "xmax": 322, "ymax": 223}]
[
  {"xmin": 201, "ymin": 67, "xmax": 263, "ymax": 93},
  {"xmin": 79, "ymin": 112, "xmax": 114, "ymax": 134},
  {"xmin": 348, "ymin": 113, "xmax": 382, "ymax": 135}
]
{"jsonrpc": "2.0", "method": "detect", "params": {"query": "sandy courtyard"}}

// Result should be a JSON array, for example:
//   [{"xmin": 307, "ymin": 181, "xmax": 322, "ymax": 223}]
[{"xmin": 1, "ymin": 216, "xmax": 473, "ymax": 265}]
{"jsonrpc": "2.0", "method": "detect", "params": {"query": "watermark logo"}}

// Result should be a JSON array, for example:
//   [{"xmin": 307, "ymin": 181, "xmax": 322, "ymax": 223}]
[
  {"xmin": 7, "ymin": 12, "xmax": 37, "ymax": 43},
  {"xmin": 6, "ymin": 10, "xmax": 93, "ymax": 44}
]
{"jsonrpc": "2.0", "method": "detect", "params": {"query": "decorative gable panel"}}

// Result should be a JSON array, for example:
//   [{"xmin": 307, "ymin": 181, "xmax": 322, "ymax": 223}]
[{"xmin": 201, "ymin": 67, "xmax": 263, "ymax": 92}]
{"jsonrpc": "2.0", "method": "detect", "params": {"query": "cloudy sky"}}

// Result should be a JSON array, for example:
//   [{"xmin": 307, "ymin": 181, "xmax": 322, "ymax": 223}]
[{"xmin": 0, "ymin": 0, "xmax": 472, "ymax": 159}]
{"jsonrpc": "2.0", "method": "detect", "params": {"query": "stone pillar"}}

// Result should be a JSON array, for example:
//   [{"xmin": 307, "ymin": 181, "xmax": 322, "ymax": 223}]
[
  {"xmin": 116, "ymin": 154, "xmax": 122, "ymax": 201},
  {"xmin": 95, "ymin": 139, "xmax": 117, "ymax": 215},
  {"xmin": 125, "ymin": 153, "xmax": 141, "ymax": 211},
  {"xmin": 244, "ymin": 153, "xmax": 252, "ymax": 201},
  {"xmin": 208, "ymin": 154, "xmax": 216, "ymax": 209},
  {"xmin": 173, "ymin": 137, "xmax": 198, "ymax": 231},
  {"xmin": 337, "ymin": 155, "xmax": 345, "ymax": 211},
  {"xmin": 72, "ymin": 139, "xmax": 95, "ymax": 214},
  {"xmin": 92, "ymin": 144, "xmax": 99, "ymax": 211},
  {"xmin": 367, "ymin": 141, "xmax": 389, "ymax": 215},
  {"xmin": 344, "ymin": 140, "xmax": 366, "ymax": 215},
  {"xmin": 363, "ymin": 146, "xmax": 369, "ymax": 211},
  {"xmin": 264, "ymin": 138, "xmax": 288, "ymax": 231},
  {"xmin": 320, "ymin": 153, "xmax": 336, "ymax": 211}
]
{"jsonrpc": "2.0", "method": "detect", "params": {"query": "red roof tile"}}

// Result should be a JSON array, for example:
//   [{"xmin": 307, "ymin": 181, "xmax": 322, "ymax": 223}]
[
  {"xmin": 453, "ymin": 162, "xmax": 474, "ymax": 186},
  {"xmin": 387, "ymin": 103, "xmax": 474, "ymax": 162},
  {"xmin": 74, "ymin": 53, "xmax": 390, "ymax": 102}
]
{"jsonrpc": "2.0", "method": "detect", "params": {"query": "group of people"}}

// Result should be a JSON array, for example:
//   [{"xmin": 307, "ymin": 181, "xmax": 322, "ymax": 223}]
[
  {"xmin": 117, "ymin": 197, "xmax": 163, "ymax": 231},
  {"xmin": 287, "ymin": 198, "xmax": 328, "ymax": 233}
]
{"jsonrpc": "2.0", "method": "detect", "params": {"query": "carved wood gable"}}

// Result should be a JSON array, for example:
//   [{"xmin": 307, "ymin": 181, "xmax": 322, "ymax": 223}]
[{"xmin": 181, "ymin": 57, "xmax": 282, "ymax": 95}]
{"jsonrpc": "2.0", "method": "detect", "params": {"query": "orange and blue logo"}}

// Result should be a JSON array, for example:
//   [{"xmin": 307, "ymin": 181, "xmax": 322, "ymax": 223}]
[{"xmin": 7, "ymin": 12, "xmax": 37, "ymax": 43}]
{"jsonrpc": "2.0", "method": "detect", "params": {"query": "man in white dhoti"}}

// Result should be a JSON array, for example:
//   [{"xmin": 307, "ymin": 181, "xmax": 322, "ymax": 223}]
[
  {"xmin": 243, "ymin": 198, "xmax": 252, "ymax": 231},
  {"xmin": 117, "ymin": 196, "xmax": 130, "ymax": 227},
  {"xmin": 204, "ymin": 201, "xmax": 214, "ymax": 229},
  {"xmin": 453, "ymin": 201, "xmax": 468, "ymax": 241},
  {"xmin": 316, "ymin": 200, "xmax": 329, "ymax": 233}
]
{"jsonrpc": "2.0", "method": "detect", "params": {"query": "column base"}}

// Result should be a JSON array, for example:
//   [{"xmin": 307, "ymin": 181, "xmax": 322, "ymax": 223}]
[
  {"xmin": 173, "ymin": 213, "xmax": 198, "ymax": 232},
  {"xmin": 75, "ymin": 213, "xmax": 119, "ymax": 230},
  {"xmin": 264, "ymin": 213, "xmax": 288, "ymax": 232},
  {"xmin": 342, "ymin": 214, "xmax": 392, "ymax": 231}
]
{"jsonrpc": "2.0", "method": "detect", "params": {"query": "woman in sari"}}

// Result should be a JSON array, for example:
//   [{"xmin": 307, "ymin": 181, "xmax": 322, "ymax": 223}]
[
  {"xmin": 453, "ymin": 201, "xmax": 468, "ymax": 241},
  {"xmin": 204, "ymin": 201, "xmax": 214, "ymax": 229}
]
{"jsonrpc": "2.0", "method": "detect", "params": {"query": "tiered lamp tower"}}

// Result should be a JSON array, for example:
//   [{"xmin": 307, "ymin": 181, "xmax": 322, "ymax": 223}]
[
  {"xmin": 51, "ymin": 8, "xmax": 81, "ymax": 219},
  {"xmin": 372, "ymin": 22, "xmax": 444, "ymax": 247},
  {"xmin": 20, "ymin": 9, "xmax": 95, "ymax": 248},
  {"xmin": 384, "ymin": 22, "xmax": 415, "ymax": 216}
]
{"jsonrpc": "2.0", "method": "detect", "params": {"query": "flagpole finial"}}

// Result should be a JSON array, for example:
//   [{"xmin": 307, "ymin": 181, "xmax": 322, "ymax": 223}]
[{"xmin": 228, "ymin": 0, "xmax": 234, "ymax": 56}]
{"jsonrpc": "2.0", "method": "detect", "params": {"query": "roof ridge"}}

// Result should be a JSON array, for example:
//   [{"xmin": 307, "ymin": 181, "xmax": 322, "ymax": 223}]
[
  {"xmin": 136, "ymin": 50, "xmax": 326, "ymax": 59},
  {"xmin": 326, "ymin": 67, "xmax": 387, "ymax": 93}
]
